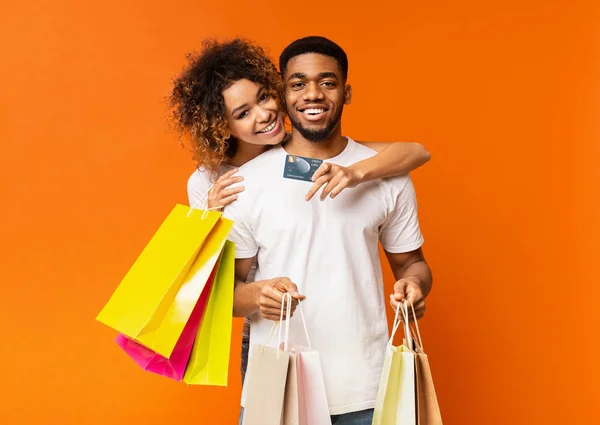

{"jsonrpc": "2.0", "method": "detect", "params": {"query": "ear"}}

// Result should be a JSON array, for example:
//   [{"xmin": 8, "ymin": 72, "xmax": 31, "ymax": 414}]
[{"xmin": 344, "ymin": 84, "xmax": 352, "ymax": 105}]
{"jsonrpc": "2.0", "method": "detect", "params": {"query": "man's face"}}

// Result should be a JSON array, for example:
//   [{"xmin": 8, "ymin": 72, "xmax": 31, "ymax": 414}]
[{"xmin": 284, "ymin": 53, "xmax": 351, "ymax": 142}]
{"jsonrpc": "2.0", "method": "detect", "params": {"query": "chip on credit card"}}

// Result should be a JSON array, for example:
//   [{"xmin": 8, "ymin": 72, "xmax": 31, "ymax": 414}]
[{"xmin": 283, "ymin": 154, "xmax": 323, "ymax": 182}]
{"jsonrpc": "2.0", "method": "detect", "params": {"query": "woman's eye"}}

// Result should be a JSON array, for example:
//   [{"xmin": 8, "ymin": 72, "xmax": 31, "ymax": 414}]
[
  {"xmin": 238, "ymin": 111, "xmax": 248, "ymax": 119},
  {"xmin": 259, "ymin": 93, "xmax": 269, "ymax": 102}
]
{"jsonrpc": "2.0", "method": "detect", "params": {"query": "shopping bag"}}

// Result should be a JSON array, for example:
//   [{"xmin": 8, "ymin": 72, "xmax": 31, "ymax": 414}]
[
  {"xmin": 183, "ymin": 240, "xmax": 235, "ymax": 386},
  {"xmin": 243, "ymin": 294, "xmax": 331, "ymax": 425},
  {"xmin": 408, "ymin": 306, "xmax": 443, "ymax": 425},
  {"xmin": 96, "ymin": 204, "xmax": 232, "ymax": 358},
  {"xmin": 243, "ymin": 294, "xmax": 296, "ymax": 425},
  {"xmin": 280, "ymin": 297, "xmax": 331, "ymax": 425},
  {"xmin": 114, "ymin": 264, "xmax": 217, "ymax": 380},
  {"xmin": 289, "ymin": 345, "xmax": 331, "ymax": 425},
  {"xmin": 285, "ymin": 306, "xmax": 331, "ymax": 425},
  {"xmin": 242, "ymin": 345, "xmax": 292, "ymax": 425},
  {"xmin": 372, "ymin": 301, "xmax": 417, "ymax": 425}
]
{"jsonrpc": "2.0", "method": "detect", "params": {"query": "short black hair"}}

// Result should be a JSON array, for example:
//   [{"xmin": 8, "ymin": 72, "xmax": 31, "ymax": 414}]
[{"xmin": 279, "ymin": 36, "xmax": 348, "ymax": 81}]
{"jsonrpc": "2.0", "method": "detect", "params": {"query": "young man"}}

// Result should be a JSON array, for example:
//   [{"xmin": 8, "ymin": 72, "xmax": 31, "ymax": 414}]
[{"xmin": 226, "ymin": 36, "xmax": 433, "ymax": 424}]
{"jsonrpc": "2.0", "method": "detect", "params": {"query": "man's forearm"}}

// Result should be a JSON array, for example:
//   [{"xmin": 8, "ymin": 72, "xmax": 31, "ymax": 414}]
[
  {"xmin": 233, "ymin": 280, "xmax": 263, "ymax": 317},
  {"xmin": 395, "ymin": 259, "xmax": 433, "ymax": 298}
]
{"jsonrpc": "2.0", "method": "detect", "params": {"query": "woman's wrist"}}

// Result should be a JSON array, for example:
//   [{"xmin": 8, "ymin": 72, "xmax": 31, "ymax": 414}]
[{"xmin": 348, "ymin": 162, "xmax": 370, "ymax": 184}]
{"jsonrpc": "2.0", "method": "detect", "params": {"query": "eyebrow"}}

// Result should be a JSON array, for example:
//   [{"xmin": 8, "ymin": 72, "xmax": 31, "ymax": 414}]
[
  {"xmin": 287, "ymin": 72, "xmax": 339, "ymax": 81},
  {"xmin": 287, "ymin": 72, "xmax": 307, "ymax": 81},
  {"xmin": 231, "ymin": 86, "xmax": 263, "ymax": 116},
  {"xmin": 318, "ymin": 72, "xmax": 339, "ymax": 80}
]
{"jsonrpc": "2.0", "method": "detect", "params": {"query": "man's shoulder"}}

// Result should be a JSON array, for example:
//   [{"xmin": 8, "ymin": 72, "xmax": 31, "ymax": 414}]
[
  {"xmin": 238, "ymin": 146, "xmax": 284, "ymax": 177},
  {"xmin": 338, "ymin": 137, "xmax": 378, "ymax": 164},
  {"xmin": 348, "ymin": 138, "xmax": 377, "ymax": 153},
  {"xmin": 383, "ymin": 174, "xmax": 413, "ymax": 193},
  {"xmin": 187, "ymin": 167, "xmax": 214, "ymax": 194}
]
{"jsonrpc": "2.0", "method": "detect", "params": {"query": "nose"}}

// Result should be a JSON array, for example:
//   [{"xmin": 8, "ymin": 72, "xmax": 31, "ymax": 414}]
[
  {"xmin": 255, "ymin": 105, "xmax": 271, "ymax": 123},
  {"xmin": 303, "ymin": 82, "xmax": 325, "ymax": 101}
]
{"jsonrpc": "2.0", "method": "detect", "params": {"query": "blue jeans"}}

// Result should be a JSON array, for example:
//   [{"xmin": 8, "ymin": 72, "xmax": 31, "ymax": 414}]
[
  {"xmin": 239, "ymin": 407, "xmax": 374, "ymax": 425},
  {"xmin": 331, "ymin": 409, "xmax": 374, "ymax": 424}
]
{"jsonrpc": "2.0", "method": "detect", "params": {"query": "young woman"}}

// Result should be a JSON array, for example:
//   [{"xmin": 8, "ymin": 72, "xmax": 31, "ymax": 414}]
[{"xmin": 169, "ymin": 39, "xmax": 430, "ymax": 384}]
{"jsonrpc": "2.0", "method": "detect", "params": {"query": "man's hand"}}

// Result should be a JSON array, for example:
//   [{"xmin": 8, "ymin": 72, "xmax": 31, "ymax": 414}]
[
  {"xmin": 258, "ymin": 277, "xmax": 306, "ymax": 321},
  {"xmin": 390, "ymin": 277, "xmax": 426, "ymax": 320}
]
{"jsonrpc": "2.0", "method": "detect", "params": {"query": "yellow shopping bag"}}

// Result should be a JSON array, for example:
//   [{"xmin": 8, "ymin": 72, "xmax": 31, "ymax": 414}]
[
  {"xmin": 183, "ymin": 240, "xmax": 235, "ymax": 386},
  {"xmin": 372, "ymin": 301, "xmax": 417, "ymax": 425},
  {"xmin": 96, "ymin": 204, "xmax": 232, "ymax": 358}
]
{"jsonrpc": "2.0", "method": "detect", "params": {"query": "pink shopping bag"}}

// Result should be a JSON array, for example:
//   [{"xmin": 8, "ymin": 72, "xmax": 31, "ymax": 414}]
[{"xmin": 115, "ymin": 266, "xmax": 216, "ymax": 380}]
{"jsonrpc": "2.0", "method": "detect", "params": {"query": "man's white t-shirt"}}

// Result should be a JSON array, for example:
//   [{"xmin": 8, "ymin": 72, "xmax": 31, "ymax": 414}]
[
  {"xmin": 187, "ymin": 164, "xmax": 232, "ymax": 209},
  {"xmin": 223, "ymin": 137, "xmax": 424, "ymax": 415}
]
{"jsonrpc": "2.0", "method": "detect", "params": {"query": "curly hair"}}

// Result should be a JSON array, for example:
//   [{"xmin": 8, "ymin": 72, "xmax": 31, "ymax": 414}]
[{"xmin": 170, "ymin": 39, "xmax": 284, "ymax": 174}]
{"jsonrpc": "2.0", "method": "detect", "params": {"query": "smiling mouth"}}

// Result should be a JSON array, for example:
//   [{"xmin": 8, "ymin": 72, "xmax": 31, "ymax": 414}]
[
  {"xmin": 298, "ymin": 107, "xmax": 329, "ymax": 117},
  {"xmin": 256, "ymin": 119, "xmax": 278, "ymax": 134}
]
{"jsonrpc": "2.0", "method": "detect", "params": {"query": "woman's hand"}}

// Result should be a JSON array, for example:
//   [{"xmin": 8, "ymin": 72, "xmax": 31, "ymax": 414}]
[
  {"xmin": 305, "ymin": 162, "xmax": 364, "ymax": 201},
  {"xmin": 207, "ymin": 168, "xmax": 245, "ymax": 209}
]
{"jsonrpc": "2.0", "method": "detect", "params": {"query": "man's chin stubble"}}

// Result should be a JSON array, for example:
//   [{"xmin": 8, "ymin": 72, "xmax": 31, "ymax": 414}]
[{"xmin": 289, "ymin": 111, "xmax": 342, "ymax": 143}]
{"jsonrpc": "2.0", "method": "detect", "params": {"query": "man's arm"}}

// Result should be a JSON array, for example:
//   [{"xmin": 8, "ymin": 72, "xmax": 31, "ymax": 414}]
[
  {"xmin": 384, "ymin": 247, "xmax": 433, "ymax": 320},
  {"xmin": 232, "ymin": 257, "xmax": 261, "ymax": 318},
  {"xmin": 233, "ymin": 257, "xmax": 306, "ymax": 321}
]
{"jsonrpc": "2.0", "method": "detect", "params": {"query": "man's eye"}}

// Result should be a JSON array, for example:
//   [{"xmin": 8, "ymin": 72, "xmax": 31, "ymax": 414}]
[
  {"xmin": 291, "ymin": 82, "xmax": 304, "ymax": 89},
  {"xmin": 322, "ymin": 81, "xmax": 336, "ymax": 87}
]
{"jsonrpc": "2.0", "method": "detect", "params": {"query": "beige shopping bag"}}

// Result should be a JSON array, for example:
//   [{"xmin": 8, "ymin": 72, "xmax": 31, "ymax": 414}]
[
  {"xmin": 408, "ymin": 303, "xmax": 443, "ymax": 425},
  {"xmin": 243, "ymin": 294, "xmax": 331, "ymax": 425}
]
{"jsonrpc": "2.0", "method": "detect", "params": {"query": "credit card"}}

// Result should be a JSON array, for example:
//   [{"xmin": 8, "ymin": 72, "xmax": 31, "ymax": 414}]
[{"xmin": 283, "ymin": 154, "xmax": 323, "ymax": 182}]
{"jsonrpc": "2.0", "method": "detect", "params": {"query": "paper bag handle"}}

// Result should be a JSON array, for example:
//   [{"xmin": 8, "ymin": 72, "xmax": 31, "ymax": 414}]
[
  {"xmin": 261, "ymin": 292, "xmax": 312, "ymax": 357},
  {"xmin": 278, "ymin": 293, "xmax": 312, "ymax": 350},
  {"xmin": 187, "ymin": 183, "xmax": 223, "ymax": 219},
  {"xmin": 389, "ymin": 300, "xmax": 413, "ymax": 350},
  {"xmin": 407, "ymin": 300, "xmax": 424, "ymax": 351},
  {"xmin": 260, "ymin": 294, "xmax": 290, "ymax": 358}
]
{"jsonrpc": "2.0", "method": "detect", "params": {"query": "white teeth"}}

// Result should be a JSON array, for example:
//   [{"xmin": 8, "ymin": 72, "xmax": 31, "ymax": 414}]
[
  {"xmin": 258, "ymin": 121, "xmax": 276, "ymax": 133},
  {"xmin": 304, "ymin": 108, "xmax": 325, "ymax": 115}
]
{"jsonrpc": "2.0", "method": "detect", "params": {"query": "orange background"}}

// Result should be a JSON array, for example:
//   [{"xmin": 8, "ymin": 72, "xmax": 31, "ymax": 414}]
[{"xmin": 1, "ymin": 1, "xmax": 598, "ymax": 424}]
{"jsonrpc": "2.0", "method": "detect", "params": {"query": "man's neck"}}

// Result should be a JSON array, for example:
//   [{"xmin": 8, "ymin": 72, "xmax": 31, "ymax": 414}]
[{"xmin": 283, "ymin": 127, "xmax": 348, "ymax": 160}]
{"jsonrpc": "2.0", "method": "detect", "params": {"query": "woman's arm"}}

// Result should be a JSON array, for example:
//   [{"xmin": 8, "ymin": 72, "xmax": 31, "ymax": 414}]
[
  {"xmin": 354, "ymin": 141, "xmax": 430, "ymax": 181},
  {"xmin": 305, "ymin": 141, "xmax": 430, "ymax": 201}
]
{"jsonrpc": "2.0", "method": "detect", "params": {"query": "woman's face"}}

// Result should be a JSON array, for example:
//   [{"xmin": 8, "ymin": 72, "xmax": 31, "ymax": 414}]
[{"xmin": 222, "ymin": 79, "xmax": 286, "ymax": 146}]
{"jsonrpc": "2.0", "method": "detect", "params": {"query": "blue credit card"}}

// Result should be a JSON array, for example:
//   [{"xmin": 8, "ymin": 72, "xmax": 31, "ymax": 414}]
[{"xmin": 283, "ymin": 155, "xmax": 323, "ymax": 182}]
